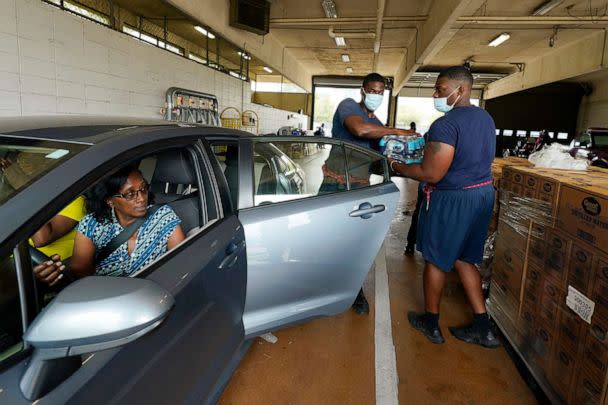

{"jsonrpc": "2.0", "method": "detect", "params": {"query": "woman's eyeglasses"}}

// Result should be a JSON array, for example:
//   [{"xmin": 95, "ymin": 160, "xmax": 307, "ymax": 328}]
[{"xmin": 112, "ymin": 184, "xmax": 149, "ymax": 201}]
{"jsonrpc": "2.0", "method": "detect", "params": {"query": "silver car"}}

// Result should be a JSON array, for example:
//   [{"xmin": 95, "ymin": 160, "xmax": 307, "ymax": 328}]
[{"xmin": 0, "ymin": 117, "xmax": 399, "ymax": 404}]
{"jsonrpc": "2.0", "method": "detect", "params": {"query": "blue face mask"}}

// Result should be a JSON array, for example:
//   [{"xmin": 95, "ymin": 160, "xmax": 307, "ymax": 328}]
[
  {"xmin": 363, "ymin": 92, "xmax": 384, "ymax": 111},
  {"xmin": 433, "ymin": 87, "xmax": 460, "ymax": 113}
]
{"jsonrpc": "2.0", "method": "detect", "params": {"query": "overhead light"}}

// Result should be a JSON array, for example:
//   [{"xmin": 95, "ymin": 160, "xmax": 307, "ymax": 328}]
[
  {"xmin": 237, "ymin": 51, "xmax": 251, "ymax": 60},
  {"xmin": 532, "ymin": 0, "xmax": 563, "ymax": 16},
  {"xmin": 321, "ymin": 0, "xmax": 338, "ymax": 18},
  {"xmin": 229, "ymin": 71, "xmax": 246, "ymax": 80},
  {"xmin": 341, "ymin": 54, "xmax": 350, "ymax": 62},
  {"xmin": 346, "ymin": 67, "xmax": 353, "ymax": 73},
  {"xmin": 188, "ymin": 53, "xmax": 206, "ymax": 64},
  {"xmin": 263, "ymin": 66, "xmax": 273, "ymax": 73},
  {"xmin": 335, "ymin": 36, "xmax": 346, "ymax": 47},
  {"xmin": 488, "ymin": 33, "xmax": 510, "ymax": 47},
  {"xmin": 194, "ymin": 26, "xmax": 215, "ymax": 39}
]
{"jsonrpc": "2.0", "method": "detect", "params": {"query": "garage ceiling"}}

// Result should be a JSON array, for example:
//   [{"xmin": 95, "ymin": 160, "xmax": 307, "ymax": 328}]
[
  {"xmin": 267, "ymin": 0, "xmax": 608, "ymax": 83},
  {"xmin": 103, "ymin": 0, "xmax": 608, "ymax": 91}
]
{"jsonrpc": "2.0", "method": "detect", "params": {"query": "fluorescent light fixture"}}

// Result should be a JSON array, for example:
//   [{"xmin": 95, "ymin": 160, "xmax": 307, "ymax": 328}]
[
  {"xmin": 335, "ymin": 36, "xmax": 346, "ymax": 47},
  {"xmin": 530, "ymin": 130, "xmax": 541, "ymax": 137},
  {"xmin": 321, "ymin": 0, "xmax": 338, "ymax": 18},
  {"xmin": 237, "ymin": 51, "xmax": 251, "ymax": 60},
  {"xmin": 503, "ymin": 129, "xmax": 513, "ymax": 136},
  {"xmin": 194, "ymin": 26, "xmax": 215, "ymax": 39},
  {"xmin": 495, "ymin": 129, "xmax": 501, "ymax": 136},
  {"xmin": 189, "ymin": 53, "xmax": 207, "ymax": 64},
  {"xmin": 557, "ymin": 132, "xmax": 568, "ymax": 139},
  {"xmin": 548, "ymin": 131, "xmax": 555, "ymax": 138},
  {"xmin": 263, "ymin": 66, "xmax": 273, "ymax": 73},
  {"xmin": 341, "ymin": 54, "xmax": 350, "ymax": 62},
  {"xmin": 229, "ymin": 71, "xmax": 246, "ymax": 80},
  {"xmin": 346, "ymin": 67, "xmax": 353, "ymax": 73},
  {"xmin": 517, "ymin": 130, "xmax": 527, "ymax": 137},
  {"xmin": 532, "ymin": 0, "xmax": 564, "ymax": 16},
  {"xmin": 488, "ymin": 33, "xmax": 510, "ymax": 47}
]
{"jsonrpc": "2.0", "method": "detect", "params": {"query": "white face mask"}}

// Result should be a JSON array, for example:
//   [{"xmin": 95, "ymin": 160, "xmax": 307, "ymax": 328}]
[
  {"xmin": 433, "ymin": 87, "xmax": 460, "ymax": 113},
  {"xmin": 363, "ymin": 92, "xmax": 384, "ymax": 111}
]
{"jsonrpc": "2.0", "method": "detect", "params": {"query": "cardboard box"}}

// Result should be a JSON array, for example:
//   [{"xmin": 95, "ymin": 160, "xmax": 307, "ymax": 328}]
[
  {"xmin": 523, "ymin": 264, "xmax": 542, "ymax": 311},
  {"xmin": 582, "ymin": 327, "xmax": 608, "ymax": 380},
  {"xmin": 538, "ymin": 277, "xmax": 564, "ymax": 329},
  {"xmin": 556, "ymin": 302, "xmax": 585, "ymax": 354},
  {"xmin": 567, "ymin": 242, "xmax": 596, "ymax": 295},
  {"xmin": 557, "ymin": 184, "xmax": 608, "ymax": 256},
  {"xmin": 528, "ymin": 222, "xmax": 548, "ymax": 266},
  {"xmin": 571, "ymin": 369, "xmax": 603, "ymax": 405},
  {"xmin": 544, "ymin": 229, "xmax": 572, "ymax": 287},
  {"xmin": 533, "ymin": 323, "xmax": 556, "ymax": 375},
  {"xmin": 549, "ymin": 343, "xmax": 577, "ymax": 402}
]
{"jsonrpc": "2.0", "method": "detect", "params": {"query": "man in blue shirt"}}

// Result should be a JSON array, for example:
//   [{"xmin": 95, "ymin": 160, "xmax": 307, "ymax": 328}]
[
  {"xmin": 389, "ymin": 66, "xmax": 499, "ymax": 348},
  {"xmin": 331, "ymin": 73, "xmax": 416, "ymax": 315}
]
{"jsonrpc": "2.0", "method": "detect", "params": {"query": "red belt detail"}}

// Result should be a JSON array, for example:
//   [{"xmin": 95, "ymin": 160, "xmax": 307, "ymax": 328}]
[
  {"xmin": 463, "ymin": 180, "xmax": 494, "ymax": 189},
  {"xmin": 423, "ymin": 180, "xmax": 493, "ymax": 211}
]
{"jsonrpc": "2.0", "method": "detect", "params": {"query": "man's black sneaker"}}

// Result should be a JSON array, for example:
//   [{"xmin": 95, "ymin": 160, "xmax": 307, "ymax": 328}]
[
  {"xmin": 408, "ymin": 312, "xmax": 444, "ymax": 344},
  {"xmin": 404, "ymin": 244, "xmax": 415, "ymax": 255},
  {"xmin": 449, "ymin": 324, "xmax": 501, "ymax": 348},
  {"xmin": 352, "ymin": 290, "xmax": 369, "ymax": 315}
]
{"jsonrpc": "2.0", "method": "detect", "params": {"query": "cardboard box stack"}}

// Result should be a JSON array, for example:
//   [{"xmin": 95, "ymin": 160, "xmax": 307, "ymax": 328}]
[
  {"xmin": 488, "ymin": 164, "xmax": 608, "ymax": 404},
  {"xmin": 489, "ymin": 157, "xmax": 533, "ymax": 234}
]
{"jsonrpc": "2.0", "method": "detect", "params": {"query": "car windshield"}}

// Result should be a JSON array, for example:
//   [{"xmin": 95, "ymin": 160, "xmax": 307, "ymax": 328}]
[
  {"xmin": 593, "ymin": 133, "xmax": 608, "ymax": 148},
  {"xmin": 0, "ymin": 136, "xmax": 87, "ymax": 204}
]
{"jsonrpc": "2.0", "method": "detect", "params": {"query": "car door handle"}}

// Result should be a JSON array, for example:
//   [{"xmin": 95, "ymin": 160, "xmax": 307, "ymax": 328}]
[
  {"xmin": 349, "ymin": 202, "xmax": 385, "ymax": 219},
  {"xmin": 219, "ymin": 241, "xmax": 245, "ymax": 269}
]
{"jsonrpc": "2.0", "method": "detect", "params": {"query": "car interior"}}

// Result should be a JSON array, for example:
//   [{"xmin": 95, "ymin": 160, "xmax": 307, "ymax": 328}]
[{"xmin": 144, "ymin": 149, "xmax": 202, "ymax": 236}]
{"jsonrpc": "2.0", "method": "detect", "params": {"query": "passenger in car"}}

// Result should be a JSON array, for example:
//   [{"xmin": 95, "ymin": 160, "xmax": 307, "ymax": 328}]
[
  {"xmin": 30, "ymin": 196, "xmax": 86, "ymax": 286},
  {"xmin": 33, "ymin": 167, "xmax": 186, "ymax": 281}
]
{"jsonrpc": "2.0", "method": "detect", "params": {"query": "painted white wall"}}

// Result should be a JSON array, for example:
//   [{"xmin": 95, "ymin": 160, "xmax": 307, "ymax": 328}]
[{"xmin": 0, "ymin": 0, "xmax": 308, "ymax": 134}]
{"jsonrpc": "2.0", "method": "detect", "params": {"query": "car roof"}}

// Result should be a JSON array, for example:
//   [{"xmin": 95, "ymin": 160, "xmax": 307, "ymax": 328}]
[{"xmin": 0, "ymin": 116, "xmax": 252, "ymax": 143}]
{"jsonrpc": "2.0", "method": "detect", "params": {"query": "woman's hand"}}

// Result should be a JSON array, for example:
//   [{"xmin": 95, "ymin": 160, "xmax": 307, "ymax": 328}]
[{"xmin": 33, "ymin": 254, "xmax": 66, "ymax": 286}]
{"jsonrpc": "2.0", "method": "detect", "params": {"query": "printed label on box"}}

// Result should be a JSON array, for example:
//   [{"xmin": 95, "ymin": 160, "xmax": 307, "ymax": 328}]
[{"xmin": 566, "ymin": 285, "xmax": 595, "ymax": 324}]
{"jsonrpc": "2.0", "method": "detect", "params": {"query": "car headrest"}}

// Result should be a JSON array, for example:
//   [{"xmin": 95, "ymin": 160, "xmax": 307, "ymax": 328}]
[{"xmin": 152, "ymin": 150, "xmax": 196, "ymax": 185}]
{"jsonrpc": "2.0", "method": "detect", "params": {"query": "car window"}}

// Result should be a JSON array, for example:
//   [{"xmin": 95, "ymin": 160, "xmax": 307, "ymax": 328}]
[
  {"xmin": 593, "ymin": 133, "xmax": 608, "ymax": 148},
  {"xmin": 344, "ymin": 145, "xmax": 388, "ymax": 190},
  {"xmin": 0, "ymin": 138, "xmax": 87, "ymax": 204},
  {"xmin": 0, "ymin": 250, "xmax": 24, "ymax": 364},
  {"xmin": 25, "ymin": 146, "xmax": 205, "ymax": 294},
  {"xmin": 210, "ymin": 142, "xmax": 239, "ymax": 209},
  {"xmin": 252, "ymin": 140, "xmax": 347, "ymax": 206}
]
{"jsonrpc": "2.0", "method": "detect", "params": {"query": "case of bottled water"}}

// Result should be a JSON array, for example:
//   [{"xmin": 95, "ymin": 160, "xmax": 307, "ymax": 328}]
[{"xmin": 381, "ymin": 135, "xmax": 425, "ymax": 164}]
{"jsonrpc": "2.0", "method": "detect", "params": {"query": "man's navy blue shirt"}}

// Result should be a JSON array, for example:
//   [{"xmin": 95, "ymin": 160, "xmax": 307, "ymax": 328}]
[
  {"xmin": 427, "ymin": 105, "xmax": 496, "ymax": 190},
  {"xmin": 332, "ymin": 98, "xmax": 383, "ymax": 149}
]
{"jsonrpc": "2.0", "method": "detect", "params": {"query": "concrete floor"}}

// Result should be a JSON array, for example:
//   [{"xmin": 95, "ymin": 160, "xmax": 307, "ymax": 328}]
[{"xmin": 219, "ymin": 177, "xmax": 538, "ymax": 405}]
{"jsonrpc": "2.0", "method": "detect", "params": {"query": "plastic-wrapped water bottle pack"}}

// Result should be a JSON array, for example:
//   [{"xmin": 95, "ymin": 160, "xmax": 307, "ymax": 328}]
[{"xmin": 380, "ymin": 135, "xmax": 425, "ymax": 164}]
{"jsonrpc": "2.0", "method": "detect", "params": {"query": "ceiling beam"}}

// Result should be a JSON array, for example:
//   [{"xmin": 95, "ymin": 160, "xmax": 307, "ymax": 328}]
[
  {"xmin": 484, "ymin": 30, "xmax": 607, "ymax": 99},
  {"xmin": 458, "ymin": 16, "xmax": 608, "ymax": 26},
  {"xmin": 269, "ymin": 16, "xmax": 427, "ymax": 27},
  {"xmin": 394, "ymin": 0, "xmax": 486, "ymax": 93}
]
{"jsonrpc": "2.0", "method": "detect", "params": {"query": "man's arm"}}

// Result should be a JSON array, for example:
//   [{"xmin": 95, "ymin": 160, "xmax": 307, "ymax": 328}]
[
  {"xmin": 389, "ymin": 141, "xmax": 455, "ymax": 184},
  {"xmin": 30, "ymin": 215, "xmax": 78, "ymax": 247},
  {"xmin": 344, "ymin": 115, "xmax": 417, "ymax": 140}
]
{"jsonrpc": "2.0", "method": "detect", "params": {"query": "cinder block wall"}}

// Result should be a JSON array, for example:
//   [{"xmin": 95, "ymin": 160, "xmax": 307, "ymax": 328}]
[{"xmin": 0, "ymin": 0, "xmax": 308, "ymax": 134}]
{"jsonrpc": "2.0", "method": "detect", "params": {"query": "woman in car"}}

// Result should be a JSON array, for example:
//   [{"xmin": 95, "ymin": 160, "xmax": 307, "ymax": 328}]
[{"xmin": 34, "ymin": 166, "xmax": 186, "ymax": 283}]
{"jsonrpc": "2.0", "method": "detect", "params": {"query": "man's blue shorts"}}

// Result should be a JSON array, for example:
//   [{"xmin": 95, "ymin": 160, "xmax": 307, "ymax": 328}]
[{"xmin": 416, "ymin": 184, "xmax": 494, "ymax": 272}]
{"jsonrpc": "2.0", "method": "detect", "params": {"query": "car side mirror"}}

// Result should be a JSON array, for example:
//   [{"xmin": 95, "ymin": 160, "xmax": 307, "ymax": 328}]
[{"xmin": 20, "ymin": 276, "xmax": 174, "ymax": 401}]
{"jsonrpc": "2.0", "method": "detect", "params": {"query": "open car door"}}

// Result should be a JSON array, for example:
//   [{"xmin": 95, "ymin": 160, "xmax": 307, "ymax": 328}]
[{"xmin": 237, "ymin": 138, "xmax": 398, "ymax": 337}]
